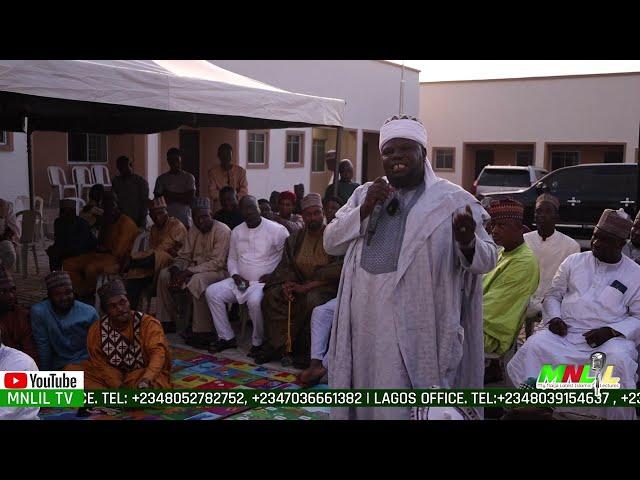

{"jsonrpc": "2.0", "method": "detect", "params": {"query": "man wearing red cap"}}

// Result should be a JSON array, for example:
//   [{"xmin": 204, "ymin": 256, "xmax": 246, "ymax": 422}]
[{"xmin": 263, "ymin": 191, "xmax": 304, "ymax": 234}]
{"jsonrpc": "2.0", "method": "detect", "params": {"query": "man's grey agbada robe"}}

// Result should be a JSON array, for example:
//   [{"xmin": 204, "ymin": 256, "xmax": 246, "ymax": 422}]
[{"xmin": 324, "ymin": 161, "xmax": 498, "ymax": 420}]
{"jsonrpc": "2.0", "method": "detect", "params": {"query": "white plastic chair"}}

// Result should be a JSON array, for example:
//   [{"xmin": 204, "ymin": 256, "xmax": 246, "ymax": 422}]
[
  {"xmin": 47, "ymin": 167, "xmax": 77, "ymax": 206},
  {"xmin": 13, "ymin": 196, "xmax": 28, "ymax": 239},
  {"xmin": 14, "ymin": 196, "xmax": 30, "ymax": 213},
  {"xmin": 33, "ymin": 196, "xmax": 45, "ymax": 248},
  {"xmin": 91, "ymin": 165, "xmax": 112, "ymax": 188},
  {"xmin": 72, "ymin": 166, "xmax": 96, "ymax": 201},
  {"xmin": 14, "ymin": 210, "xmax": 41, "ymax": 278},
  {"xmin": 65, "ymin": 197, "xmax": 86, "ymax": 216},
  {"xmin": 14, "ymin": 197, "xmax": 45, "ymax": 246},
  {"xmin": 132, "ymin": 230, "xmax": 150, "ymax": 252},
  {"xmin": 95, "ymin": 230, "xmax": 149, "ymax": 311}
]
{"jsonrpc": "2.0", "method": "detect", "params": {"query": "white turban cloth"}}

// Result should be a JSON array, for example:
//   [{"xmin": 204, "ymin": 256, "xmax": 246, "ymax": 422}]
[{"xmin": 379, "ymin": 117, "xmax": 428, "ymax": 152}]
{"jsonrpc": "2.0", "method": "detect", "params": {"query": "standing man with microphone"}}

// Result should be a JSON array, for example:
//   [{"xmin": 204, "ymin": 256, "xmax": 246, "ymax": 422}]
[{"xmin": 324, "ymin": 115, "xmax": 498, "ymax": 420}]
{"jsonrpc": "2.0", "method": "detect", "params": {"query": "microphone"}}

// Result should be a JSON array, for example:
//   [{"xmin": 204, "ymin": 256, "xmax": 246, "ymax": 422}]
[
  {"xmin": 590, "ymin": 352, "xmax": 606, "ymax": 397},
  {"xmin": 366, "ymin": 201, "xmax": 384, "ymax": 246}
]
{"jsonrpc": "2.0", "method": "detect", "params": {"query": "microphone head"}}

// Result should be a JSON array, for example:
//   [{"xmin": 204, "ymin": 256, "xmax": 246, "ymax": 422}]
[{"xmin": 591, "ymin": 352, "xmax": 606, "ymax": 371}]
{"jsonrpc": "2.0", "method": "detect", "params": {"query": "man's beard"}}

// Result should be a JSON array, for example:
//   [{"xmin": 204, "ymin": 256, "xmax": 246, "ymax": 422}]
[
  {"xmin": 308, "ymin": 221, "xmax": 323, "ymax": 232},
  {"xmin": 198, "ymin": 222, "xmax": 213, "ymax": 233},
  {"xmin": 54, "ymin": 301, "xmax": 74, "ymax": 314}
]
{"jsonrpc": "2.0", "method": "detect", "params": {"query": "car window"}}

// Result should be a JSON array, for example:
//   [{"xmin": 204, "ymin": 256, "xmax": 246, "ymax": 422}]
[
  {"xmin": 478, "ymin": 169, "xmax": 531, "ymax": 187},
  {"xmin": 545, "ymin": 168, "xmax": 590, "ymax": 195},
  {"xmin": 590, "ymin": 166, "xmax": 636, "ymax": 196}
]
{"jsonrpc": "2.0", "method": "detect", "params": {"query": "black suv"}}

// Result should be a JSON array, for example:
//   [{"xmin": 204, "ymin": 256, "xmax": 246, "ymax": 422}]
[{"xmin": 477, "ymin": 163, "xmax": 638, "ymax": 248}]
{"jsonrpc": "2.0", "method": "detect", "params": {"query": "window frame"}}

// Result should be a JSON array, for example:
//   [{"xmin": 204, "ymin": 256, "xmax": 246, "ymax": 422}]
[
  {"xmin": 67, "ymin": 133, "xmax": 109, "ymax": 164},
  {"xmin": 285, "ymin": 131, "xmax": 305, "ymax": 168},
  {"xmin": 432, "ymin": 147, "xmax": 455, "ymax": 172},
  {"xmin": 246, "ymin": 130, "xmax": 269, "ymax": 169},
  {"xmin": 550, "ymin": 151, "xmax": 580, "ymax": 170},
  {"xmin": 311, "ymin": 138, "xmax": 327, "ymax": 173},
  {"xmin": 0, "ymin": 131, "xmax": 14, "ymax": 152},
  {"xmin": 515, "ymin": 150, "xmax": 534, "ymax": 166}
]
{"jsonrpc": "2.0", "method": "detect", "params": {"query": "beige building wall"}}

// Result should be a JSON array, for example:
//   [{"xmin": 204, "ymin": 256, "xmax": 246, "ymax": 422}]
[
  {"xmin": 460, "ymin": 143, "xmax": 535, "ymax": 190},
  {"xmin": 420, "ymin": 72, "xmax": 640, "ymax": 190},
  {"xmin": 156, "ymin": 127, "xmax": 237, "ymax": 197},
  {"xmin": 310, "ymin": 128, "xmax": 335, "ymax": 196},
  {"xmin": 545, "ymin": 143, "xmax": 625, "ymax": 169},
  {"xmin": 363, "ymin": 132, "xmax": 383, "ymax": 182},
  {"xmin": 308, "ymin": 128, "xmax": 358, "ymax": 197},
  {"xmin": 31, "ymin": 132, "xmax": 145, "ymax": 203},
  {"xmin": 199, "ymin": 128, "xmax": 238, "ymax": 198}
]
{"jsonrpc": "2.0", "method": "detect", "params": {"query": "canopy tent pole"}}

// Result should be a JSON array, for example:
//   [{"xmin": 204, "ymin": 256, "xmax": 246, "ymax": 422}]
[
  {"xmin": 332, "ymin": 126, "xmax": 343, "ymax": 197},
  {"xmin": 399, "ymin": 60, "xmax": 406, "ymax": 115},
  {"xmin": 25, "ymin": 116, "xmax": 34, "ymax": 210},
  {"xmin": 636, "ymin": 120, "xmax": 640, "ymax": 217}
]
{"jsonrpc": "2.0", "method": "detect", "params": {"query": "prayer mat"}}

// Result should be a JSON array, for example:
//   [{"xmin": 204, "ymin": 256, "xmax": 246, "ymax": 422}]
[{"xmin": 39, "ymin": 346, "xmax": 327, "ymax": 420}]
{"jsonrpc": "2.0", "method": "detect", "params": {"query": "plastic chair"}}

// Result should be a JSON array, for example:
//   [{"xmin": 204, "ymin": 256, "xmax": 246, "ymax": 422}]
[
  {"xmin": 65, "ymin": 197, "xmax": 86, "ymax": 216},
  {"xmin": 14, "ymin": 210, "xmax": 41, "ymax": 278},
  {"xmin": 14, "ymin": 196, "xmax": 30, "ymax": 213},
  {"xmin": 72, "ymin": 166, "xmax": 96, "ymax": 201},
  {"xmin": 485, "ymin": 340, "xmax": 517, "ymax": 386},
  {"xmin": 131, "ymin": 230, "xmax": 150, "ymax": 253},
  {"xmin": 47, "ymin": 167, "xmax": 77, "ymax": 206},
  {"xmin": 33, "ymin": 196, "xmax": 45, "ymax": 248},
  {"xmin": 133, "ymin": 231, "xmax": 154, "ymax": 313},
  {"xmin": 91, "ymin": 165, "xmax": 112, "ymax": 188},
  {"xmin": 13, "ymin": 197, "xmax": 27, "ymax": 240},
  {"xmin": 13, "ymin": 196, "xmax": 44, "ymax": 247},
  {"xmin": 95, "ymin": 230, "xmax": 149, "ymax": 311}
]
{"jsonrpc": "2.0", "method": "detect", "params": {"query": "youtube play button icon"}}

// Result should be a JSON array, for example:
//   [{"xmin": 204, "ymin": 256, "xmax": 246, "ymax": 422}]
[{"xmin": 4, "ymin": 372, "xmax": 28, "ymax": 389}]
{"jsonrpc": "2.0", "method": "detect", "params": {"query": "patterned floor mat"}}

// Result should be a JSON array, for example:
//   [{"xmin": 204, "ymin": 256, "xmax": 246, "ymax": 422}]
[{"xmin": 39, "ymin": 346, "xmax": 327, "ymax": 420}]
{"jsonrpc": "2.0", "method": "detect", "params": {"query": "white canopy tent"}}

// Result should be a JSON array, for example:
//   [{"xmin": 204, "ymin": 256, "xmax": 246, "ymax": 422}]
[
  {"xmin": 0, "ymin": 60, "xmax": 345, "ymax": 132},
  {"xmin": 0, "ymin": 60, "xmax": 346, "ymax": 203}
]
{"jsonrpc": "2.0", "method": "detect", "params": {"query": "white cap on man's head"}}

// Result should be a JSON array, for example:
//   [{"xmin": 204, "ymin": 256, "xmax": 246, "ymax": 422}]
[{"xmin": 379, "ymin": 115, "xmax": 428, "ymax": 152}]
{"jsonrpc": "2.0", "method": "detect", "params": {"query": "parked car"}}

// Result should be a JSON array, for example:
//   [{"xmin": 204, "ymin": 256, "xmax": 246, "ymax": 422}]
[
  {"xmin": 477, "ymin": 163, "xmax": 639, "ymax": 249},
  {"xmin": 473, "ymin": 165, "xmax": 548, "ymax": 196}
]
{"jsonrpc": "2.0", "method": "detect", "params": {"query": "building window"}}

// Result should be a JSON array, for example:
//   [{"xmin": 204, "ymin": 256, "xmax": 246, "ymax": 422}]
[
  {"xmin": 550, "ymin": 151, "xmax": 579, "ymax": 170},
  {"xmin": 68, "ymin": 133, "xmax": 108, "ymax": 163},
  {"xmin": 312, "ymin": 139, "xmax": 326, "ymax": 172},
  {"xmin": 286, "ymin": 133, "xmax": 304, "ymax": 167},
  {"xmin": 247, "ymin": 131, "xmax": 268, "ymax": 167},
  {"xmin": 516, "ymin": 150, "xmax": 534, "ymax": 166},
  {"xmin": 433, "ymin": 148, "xmax": 455, "ymax": 171},
  {"xmin": 0, "ymin": 131, "xmax": 12, "ymax": 152},
  {"xmin": 604, "ymin": 150, "xmax": 623, "ymax": 163}
]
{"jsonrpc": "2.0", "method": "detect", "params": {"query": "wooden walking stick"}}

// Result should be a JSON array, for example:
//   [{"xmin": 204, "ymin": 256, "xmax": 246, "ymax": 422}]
[{"xmin": 282, "ymin": 299, "xmax": 294, "ymax": 367}]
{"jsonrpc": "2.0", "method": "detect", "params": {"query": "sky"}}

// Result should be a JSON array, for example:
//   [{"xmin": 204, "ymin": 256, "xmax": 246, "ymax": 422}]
[{"xmin": 388, "ymin": 60, "xmax": 640, "ymax": 82}]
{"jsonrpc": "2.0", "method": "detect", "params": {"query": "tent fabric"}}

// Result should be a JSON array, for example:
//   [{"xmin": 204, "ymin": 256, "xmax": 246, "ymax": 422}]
[{"xmin": 0, "ymin": 60, "xmax": 345, "ymax": 133}]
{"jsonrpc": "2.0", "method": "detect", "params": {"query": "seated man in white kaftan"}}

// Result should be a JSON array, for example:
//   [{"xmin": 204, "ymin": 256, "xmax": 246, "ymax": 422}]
[{"xmin": 508, "ymin": 208, "xmax": 640, "ymax": 420}]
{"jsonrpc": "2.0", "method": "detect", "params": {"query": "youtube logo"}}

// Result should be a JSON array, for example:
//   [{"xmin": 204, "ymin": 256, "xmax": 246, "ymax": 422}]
[{"xmin": 4, "ymin": 372, "xmax": 27, "ymax": 389}]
